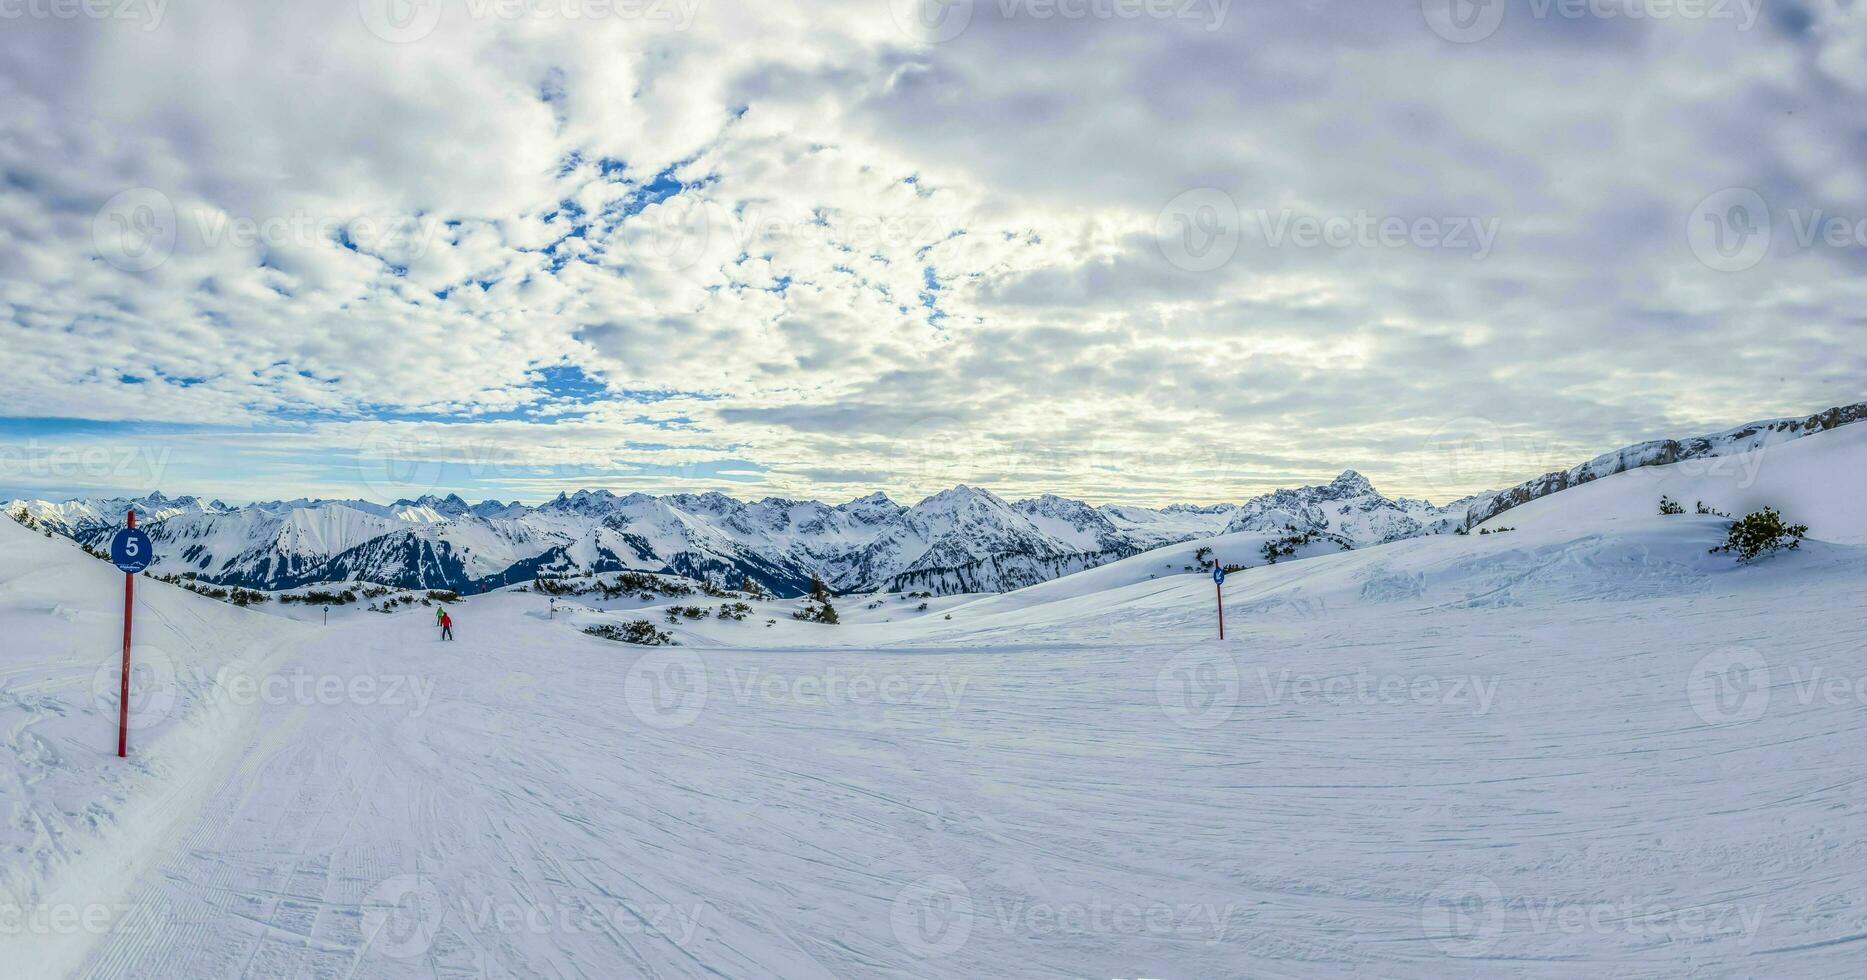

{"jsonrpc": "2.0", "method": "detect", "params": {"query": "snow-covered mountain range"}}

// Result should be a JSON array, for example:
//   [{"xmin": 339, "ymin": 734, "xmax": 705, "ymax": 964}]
[
  {"xmin": 9, "ymin": 401, "xmax": 1862, "ymax": 597},
  {"xmin": 4, "ymin": 473, "xmax": 1461, "ymax": 597}
]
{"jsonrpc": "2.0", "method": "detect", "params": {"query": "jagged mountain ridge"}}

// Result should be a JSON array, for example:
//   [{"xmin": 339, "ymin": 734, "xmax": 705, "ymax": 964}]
[
  {"xmin": 3, "ymin": 475, "xmax": 1465, "ymax": 597},
  {"xmin": 1222, "ymin": 470, "xmax": 1486, "ymax": 544},
  {"xmin": 15, "ymin": 402, "xmax": 1861, "ymax": 598}
]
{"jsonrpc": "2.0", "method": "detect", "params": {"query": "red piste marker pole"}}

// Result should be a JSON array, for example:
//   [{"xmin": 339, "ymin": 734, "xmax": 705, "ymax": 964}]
[
  {"xmin": 119, "ymin": 510, "xmax": 135, "ymax": 758},
  {"xmin": 1212, "ymin": 561, "xmax": 1226, "ymax": 641}
]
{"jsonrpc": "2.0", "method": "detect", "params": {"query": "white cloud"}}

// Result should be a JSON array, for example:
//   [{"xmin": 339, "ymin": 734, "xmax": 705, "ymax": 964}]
[{"xmin": 0, "ymin": 0, "xmax": 1862, "ymax": 506}]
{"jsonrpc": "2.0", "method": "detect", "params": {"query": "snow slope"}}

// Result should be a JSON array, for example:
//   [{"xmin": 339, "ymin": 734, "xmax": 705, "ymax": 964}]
[
  {"xmin": 49, "ymin": 521, "xmax": 1867, "ymax": 977},
  {"xmin": 0, "ymin": 521, "xmax": 310, "ymax": 978},
  {"xmin": 1470, "ymin": 399, "xmax": 1867, "ymax": 526},
  {"xmin": 10, "ymin": 426, "xmax": 1867, "ymax": 976},
  {"xmin": 1475, "ymin": 417, "xmax": 1867, "ymax": 543}
]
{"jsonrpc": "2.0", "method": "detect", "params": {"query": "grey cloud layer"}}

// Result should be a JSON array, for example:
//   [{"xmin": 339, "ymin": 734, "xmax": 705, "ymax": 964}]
[{"xmin": 0, "ymin": 0, "xmax": 1861, "ymax": 506}]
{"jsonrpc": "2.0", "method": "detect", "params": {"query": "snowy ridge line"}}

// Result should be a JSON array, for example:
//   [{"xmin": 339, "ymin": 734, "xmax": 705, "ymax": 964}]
[
  {"xmin": 8, "ymin": 401, "xmax": 1862, "ymax": 600},
  {"xmin": 1470, "ymin": 400, "xmax": 1867, "ymax": 527},
  {"xmin": 4, "ymin": 477, "xmax": 1468, "ymax": 599}
]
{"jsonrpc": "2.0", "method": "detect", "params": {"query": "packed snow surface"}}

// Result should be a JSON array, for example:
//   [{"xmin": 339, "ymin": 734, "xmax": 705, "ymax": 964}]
[{"xmin": 3, "ymin": 424, "xmax": 1866, "ymax": 977}]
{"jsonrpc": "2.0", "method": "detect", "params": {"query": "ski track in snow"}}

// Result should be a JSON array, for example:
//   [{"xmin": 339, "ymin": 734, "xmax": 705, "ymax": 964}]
[{"xmin": 56, "ymin": 557, "xmax": 1867, "ymax": 979}]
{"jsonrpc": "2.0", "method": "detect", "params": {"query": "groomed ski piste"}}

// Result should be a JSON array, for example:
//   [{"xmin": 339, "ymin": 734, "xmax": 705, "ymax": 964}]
[{"xmin": 5, "ymin": 423, "xmax": 1867, "ymax": 978}]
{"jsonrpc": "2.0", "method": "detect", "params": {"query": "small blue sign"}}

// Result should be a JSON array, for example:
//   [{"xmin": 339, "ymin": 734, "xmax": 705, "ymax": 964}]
[
  {"xmin": 110, "ymin": 527, "xmax": 154, "ymax": 574},
  {"xmin": 1211, "ymin": 565, "xmax": 1225, "ymax": 586}
]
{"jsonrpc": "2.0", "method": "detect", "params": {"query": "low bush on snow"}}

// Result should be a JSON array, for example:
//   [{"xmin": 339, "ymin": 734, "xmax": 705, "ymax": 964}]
[
  {"xmin": 583, "ymin": 620, "xmax": 675, "ymax": 646},
  {"xmin": 1712, "ymin": 507, "xmax": 1809, "ymax": 562}
]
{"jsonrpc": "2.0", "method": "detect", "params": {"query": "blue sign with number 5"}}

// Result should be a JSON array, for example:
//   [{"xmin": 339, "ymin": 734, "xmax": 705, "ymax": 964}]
[{"xmin": 110, "ymin": 527, "xmax": 154, "ymax": 574}]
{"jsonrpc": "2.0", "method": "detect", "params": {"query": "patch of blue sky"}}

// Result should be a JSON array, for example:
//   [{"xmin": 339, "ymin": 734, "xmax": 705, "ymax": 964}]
[
  {"xmin": 0, "ymin": 416, "xmax": 214, "ymax": 437},
  {"xmin": 257, "ymin": 365, "xmax": 713, "ymax": 427}
]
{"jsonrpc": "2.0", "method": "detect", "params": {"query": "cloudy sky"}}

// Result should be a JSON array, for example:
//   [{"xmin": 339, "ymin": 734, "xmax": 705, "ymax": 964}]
[{"xmin": 1, "ymin": 0, "xmax": 1861, "ymax": 507}]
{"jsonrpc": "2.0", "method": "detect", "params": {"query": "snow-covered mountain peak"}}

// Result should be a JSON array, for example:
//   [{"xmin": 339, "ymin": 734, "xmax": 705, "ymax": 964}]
[
  {"xmin": 1222, "ymin": 469, "xmax": 1467, "ymax": 546},
  {"xmin": 835, "ymin": 492, "xmax": 903, "ymax": 525},
  {"xmin": 543, "ymin": 489, "xmax": 625, "ymax": 516},
  {"xmin": 401, "ymin": 493, "xmax": 473, "ymax": 518},
  {"xmin": 663, "ymin": 491, "xmax": 744, "ymax": 520},
  {"xmin": 469, "ymin": 499, "xmax": 521, "ymax": 520},
  {"xmin": 915, "ymin": 484, "xmax": 1009, "ymax": 512},
  {"xmin": 1323, "ymin": 470, "xmax": 1375, "ymax": 497}
]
